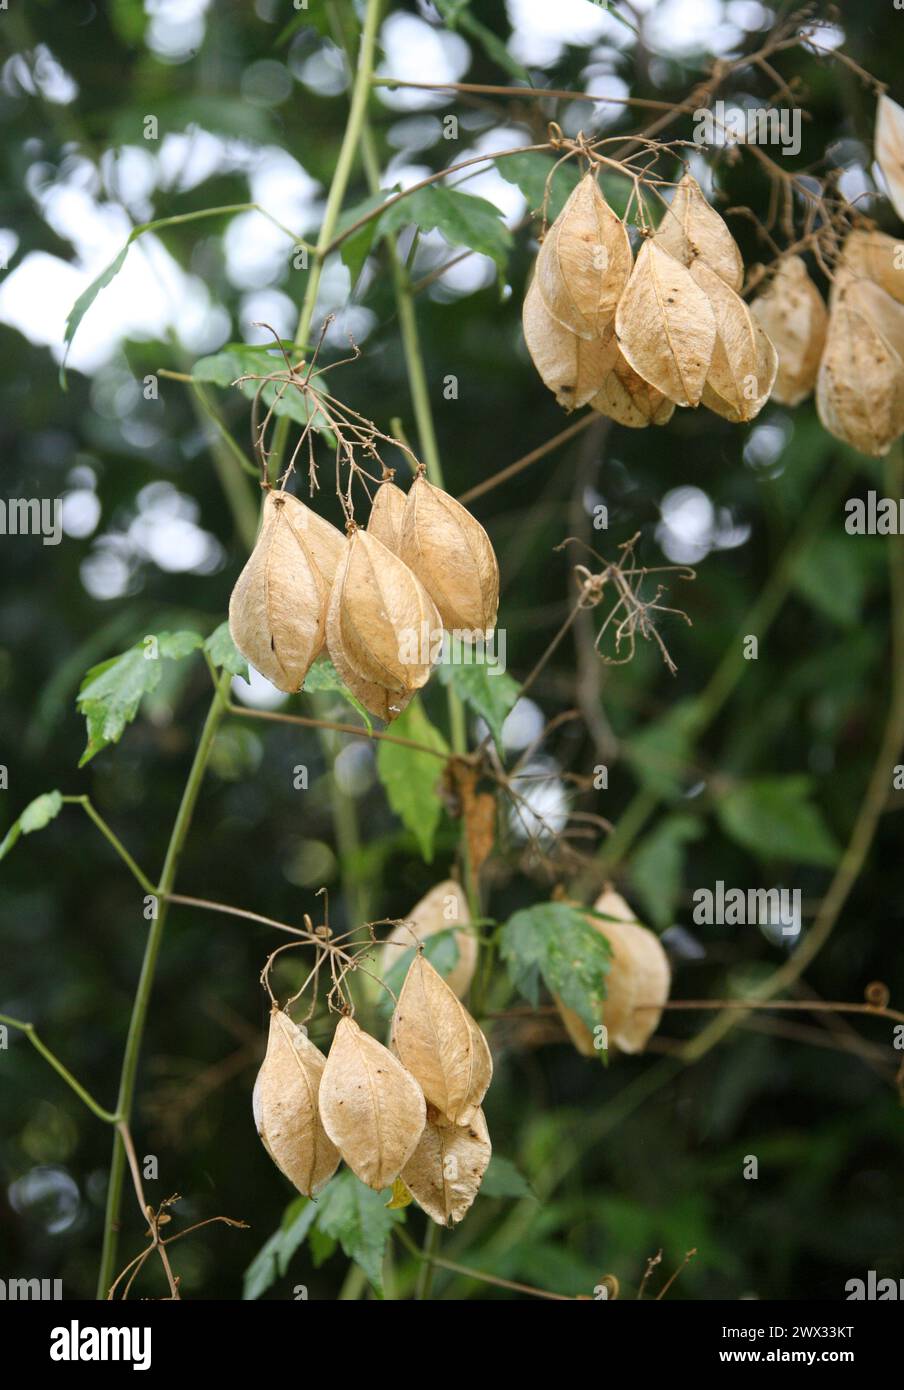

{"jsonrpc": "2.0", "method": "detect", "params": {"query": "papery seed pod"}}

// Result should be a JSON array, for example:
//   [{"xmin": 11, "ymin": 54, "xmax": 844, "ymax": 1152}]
[
  {"xmin": 367, "ymin": 480, "xmax": 408, "ymax": 552},
  {"xmin": 277, "ymin": 491, "xmax": 347, "ymax": 590},
  {"xmin": 378, "ymin": 880, "xmax": 477, "ymax": 1000},
  {"xmin": 615, "ymin": 240, "xmax": 717, "ymax": 407},
  {"xmin": 535, "ymin": 173, "xmax": 633, "ymax": 340},
  {"xmin": 653, "ymin": 173, "xmax": 744, "ymax": 291},
  {"xmin": 556, "ymin": 889, "xmax": 671, "ymax": 1057},
  {"xmin": 401, "ymin": 1103, "xmax": 491, "ymax": 1227},
  {"xmin": 876, "ymin": 93, "xmax": 904, "ymax": 223},
  {"xmin": 523, "ymin": 277, "xmax": 617, "ymax": 409},
  {"xmin": 692, "ymin": 260, "xmax": 777, "ymax": 422},
  {"xmin": 228, "ymin": 491, "xmax": 327, "ymax": 692},
  {"xmin": 841, "ymin": 229, "xmax": 904, "ymax": 306},
  {"xmin": 397, "ymin": 476, "xmax": 499, "ymax": 633},
  {"xmin": 391, "ymin": 954, "xmax": 492, "ymax": 1126},
  {"xmin": 324, "ymin": 596, "xmax": 414, "ymax": 723},
  {"xmin": 252, "ymin": 1008, "xmax": 340, "ymax": 1197},
  {"xmin": 326, "ymin": 528, "xmax": 440, "ymax": 699},
  {"xmin": 816, "ymin": 280, "xmax": 904, "ymax": 458},
  {"xmin": 318, "ymin": 1016, "xmax": 426, "ymax": 1191},
  {"xmin": 590, "ymin": 348, "xmax": 676, "ymax": 428},
  {"xmin": 750, "ymin": 256, "xmax": 828, "ymax": 406}
]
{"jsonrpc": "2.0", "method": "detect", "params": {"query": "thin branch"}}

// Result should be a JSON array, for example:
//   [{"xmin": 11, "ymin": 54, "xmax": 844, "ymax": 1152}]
[{"xmin": 0, "ymin": 1013, "xmax": 119, "ymax": 1124}]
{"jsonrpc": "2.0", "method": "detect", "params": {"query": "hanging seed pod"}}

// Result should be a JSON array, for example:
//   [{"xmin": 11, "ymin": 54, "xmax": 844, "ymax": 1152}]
[
  {"xmin": 876, "ymin": 93, "xmax": 904, "ymax": 223},
  {"xmin": 324, "ymin": 599, "xmax": 413, "ymax": 723},
  {"xmin": 816, "ymin": 279, "xmax": 904, "ymax": 457},
  {"xmin": 653, "ymin": 173, "xmax": 744, "ymax": 291},
  {"xmin": 535, "ymin": 173, "xmax": 633, "ymax": 340},
  {"xmin": 840, "ymin": 229, "xmax": 904, "ymax": 306},
  {"xmin": 590, "ymin": 348, "xmax": 675, "ymax": 428},
  {"xmin": 750, "ymin": 256, "xmax": 827, "ymax": 406},
  {"xmin": 252, "ymin": 1008, "xmax": 340, "ymax": 1197},
  {"xmin": 326, "ymin": 528, "xmax": 440, "ymax": 700},
  {"xmin": 391, "ymin": 954, "xmax": 492, "ymax": 1126},
  {"xmin": 228, "ymin": 491, "xmax": 327, "ymax": 692},
  {"xmin": 367, "ymin": 480, "xmax": 408, "ymax": 552},
  {"xmin": 378, "ymin": 880, "xmax": 477, "ymax": 1000},
  {"xmin": 556, "ymin": 889, "xmax": 671, "ymax": 1058},
  {"xmin": 523, "ymin": 277, "xmax": 617, "ymax": 409},
  {"xmin": 275, "ymin": 491, "xmax": 346, "ymax": 591},
  {"xmin": 692, "ymin": 260, "xmax": 777, "ymax": 422},
  {"xmin": 397, "ymin": 476, "xmax": 499, "ymax": 634},
  {"xmin": 318, "ymin": 1016, "xmax": 426, "ymax": 1191},
  {"xmin": 615, "ymin": 240, "xmax": 716, "ymax": 407},
  {"xmin": 401, "ymin": 1103, "xmax": 491, "ymax": 1227}
]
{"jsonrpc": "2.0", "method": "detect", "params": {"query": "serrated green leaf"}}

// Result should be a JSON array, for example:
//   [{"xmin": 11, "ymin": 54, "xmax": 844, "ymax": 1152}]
[
  {"xmin": 715, "ymin": 777, "xmax": 839, "ymax": 867},
  {"xmin": 338, "ymin": 190, "xmax": 395, "ymax": 283},
  {"xmin": 75, "ymin": 631, "xmax": 203, "ymax": 766},
  {"xmin": 439, "ymin": 643, "xmax": 519, "ymax": 751},
  {"xmin": 629, "ymin": 814, "xmax": 704, "ymax": 930},
  {"xmin": 378, "ymin": 185, "xmax": 512, "ymax": 273},
  {"xmin": 376, "ymin": 698, "xmax": 449, "ymax": 862},
  {"xmin": 0, "ymin": 790, "xmax": 64, "ymax": 864},
  {"xmin": 242, "ymin": 1196, "xmax": 316, "ymax": 1301},
  {"xmin": 495, "ymin": 152, "xmax": 582, "ymax": 220},
  {"xmin": 792, "ymin": 532, "xmax": 874, "ymax": 627},
  {"xmin": 499, "ymin": 902, "xmax": 611, "ymax": 1032},
  {"xmin": 480, "ymin": 1155, "xmax": 537, "ymax": 1201},
  {"xmin": 623, "ymin": 700, "xmax": 698, "ymax": 799},
  {"xmin": 314, "ymin": 1169, "xmax": 403, "ymax": 1295},
  {"xmin": 204, "ymin": 621, "xmax": 249, "ymax": 680},
  {"xmin": 193, "ymin": 347, "xmax": 335, "ymax": 435}
]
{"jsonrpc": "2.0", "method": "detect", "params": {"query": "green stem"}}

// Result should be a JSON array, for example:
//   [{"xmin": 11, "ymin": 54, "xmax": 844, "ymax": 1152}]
[
  {"xmin": 63, "ymin": 796, "xmax": 156, "ymax": 895},
  {"xmin": 415, "ymin": 1221, "xmax": 439, "ymax": 1300},
  {"xmin": 0, "ymin": 1015, "xmax": 119, "ymax": 1125},
  {"xmin": 95, "ymin": 671, "xmax": 231, "ymax": 1298}
]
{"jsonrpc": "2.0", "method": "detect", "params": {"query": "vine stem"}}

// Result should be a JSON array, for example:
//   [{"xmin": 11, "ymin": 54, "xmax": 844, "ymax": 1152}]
[
  {"xmin": 0, "ymin": 1014, "xmax": 118, "ymax": 1125},
  {"xmin": 96, "ymin": 670, "xmax": 231, "ymax": 1298}
]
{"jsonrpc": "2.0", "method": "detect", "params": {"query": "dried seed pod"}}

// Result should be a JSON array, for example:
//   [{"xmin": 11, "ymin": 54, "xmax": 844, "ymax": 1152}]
[
  {"xmin": 615, "ymin": 240, "xmax": 717, "ymax": 407},
  {"xmin": 277, "ymin": 491, "xmax": 346, "ymax": 590},
  {"xmin": 556, "ymin": 889, "xmax": 671, "ymax": 1057},
  {"xmin": 840, "ymin": 229, "xmax": 904, "ymax": 306},
  {"xmin": 391, "ymin": 954, "xmax": 492, "ymax": 1126},
  {"xmin": 750, "ymin": 256, "xmax": 828, "ymax": 406},
  {"xmin": 367, "ymin": 480, "xmax": 408, "ymax": 552},
  {"xmin": 590, "ymin": 348, "xmax": 675, "ymax": 428},
  {"xmin": 876, "ymin": 92, "xmax": 904, "ymax": 223},
  {"xmin": 653, "ymin": 173, "xmax": 744, "ymax": 291},
  {"xmin": 397, "ymin": 476, "xmax": 499, "ymax": 633},
  {"xmin": 816, "ymin": 280, "xmax": 904, "ymax": 458},
  {"xmin": 378, "ymin": 880, "xmax": 477, "ymax": 1000},
  {"xmin": 228, "ymin": 491, "xmax": 327, "ymax": 692},
  {"xmin": 523, "ymin": 276, "xmax": 617, "ymax": 409},
  {"xmin": 318, "ymin": 1016, "xmax": 426, "ymax": 1191},
  {"xmin": 692, "ymin": 260, "xmax": 777, "ymax": 422},
  {"xmin": 401, "ymin": 1104, "xmax": 491, "ymax": 1227},
  {"xmin": 324, "ymin": 597, "xmax": 414, "ymax": 723},
  {"xmin": 252, "ymin": 1008, "xmax": 340, "ymax": 1197},
  {"xmin": 535, "ymin": 173, "xmax": 633, "ymax": 339},
  {"xmin": 326, "ymin": 527, "xmax": 440, "ymax": 699}
]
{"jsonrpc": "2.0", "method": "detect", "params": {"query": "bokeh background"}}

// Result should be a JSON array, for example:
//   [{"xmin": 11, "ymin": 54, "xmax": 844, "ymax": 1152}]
[{"xmin": 1, "ymin": 0, "xmax": 903, "ymax": 1300}]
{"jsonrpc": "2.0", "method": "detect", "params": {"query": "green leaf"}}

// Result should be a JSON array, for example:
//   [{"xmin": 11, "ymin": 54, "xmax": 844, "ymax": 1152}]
[
  {"xmin": 0, "ymin": 790, "xmax": 63, "ymax": 863},
  {"xmin": 337, "ymin": 190, "xmax": 395, "ymax": 284},
  {"xmin": 75, "ymin": 631, "xmax": 203, "ymax": 766},
  {"xmin": 480, "ymin": 1155, "xmax": 537, "ymax": 1201},
  {"xmin": 623, "ymin": 700, "xmax": 698, "ymax": 799},
  {"xmin": 377, "ymin": 929, "xmax": 460, "ymax": 1018},
  {"xmin": 439, "ymin": 646, "xmax": 519, "ymax": 751},
  {"xmin": 314, "ymin": 1170, "xmax": 403, "ymax": 1296},
  {"xmin": 499, "ymin": 902, "xmax": 611, "ymax": 1032},
  {"xmin": 495, "ymin": 152, "xmax": 582, "ymax": 220},
  {"xmin": 629, "ymin": 814, "xmax": 704, "ymax": 929},
  {"xmin": 376, "ymin": 699, "xmax": 450, "ymax": 862},
  {"xmin": 303, "ymin": 657, "xmax": 373, "ymax": 733},
  {"xmin": 434, "ymin": 0, "xmax": 532, "ymax": 84},
  {"xmin": 715, "ymin": 777, "xmax": 839, "ymax": 867},
  {"xmin": 242, "ymin": 1196, "xmax": 317, "ymax": 1300},
  {"xmin": 792, "ymin": 532, "xmax": 874, "ymax": 627},
  {"xmin": 193, "ymin": 346, "xmax": 335, "ymax": 435},
  {"xmin": 204, "ymin": 621, "xmax": 249, "ymax": 681},
  {"xmin": 378, "ymin": 185, "xmax": 512, "ymax": 273}
]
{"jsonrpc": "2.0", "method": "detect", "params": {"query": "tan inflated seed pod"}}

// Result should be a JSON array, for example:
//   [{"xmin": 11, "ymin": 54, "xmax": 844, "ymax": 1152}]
[
  {"xmin": 324, "ymin": 600, "xmax": 414, "ymax": 723},
  {"xmin": 816, "ymin": 280, "xmax": 904, "ymax": 457},
  {"xmin": 750, "ymin": 256, "xmax": 827, "ymax": 406},
  {"xmin": 367, "ymin": 480, "xmax": 408, "ymax": 552},
  {"xmin": 277, "ymin": 491, "xmax": 346, "ymax": 590},
  {"xmin": 523, "ymin": 276, "xmax": 617, "ymax": 409},
  {"xmin": 318, "ymin": 1016, "xmax": 426, "ymax": 1190},
  {"xmin": 615, "ymin": 240, "xmax": 716, "ymax": 407},
  {"xmin": 536, "ymin": 173, "xmax": 633, "ymax": 340},
  {"xmin": 228, "ymin": 491, "xmax": 327, "ymax": 692},
  {"xmin": 379, "ymin": 880, "xmax": 477, "ymax": 1000},
  {"xmin": 840, "ymin": 229, "xmax": 904, "ymax": 306},
  {"xmin": 253, "ymin": 1008, "xmax": 340, "ymax": 1197},
  {"xmin": 556, "ymin": 889, "xmax": 671, "ymax": 1057},
  {"xmin": 590, "ymin": 348, "xmax": 675, "ymax": 428},
  {"xmin": 692, "ymin": 260, "xmax": 777, "ymax": 422},
  {"xmin": 398, "ymin": 476, "xmax": 499, "ymax": 633},
  {"xmin": 876, "ymin": 93, "xmax": 904, "ymax": 223},
  {"xmin": 653, "ymin": 173, "xmax": 744, "ymax": 291},
  {"xmin": 391, "ymin": 954, "xmax": 492, "ymax": 1126},
  {"xmin": 326, "ymin": 527, "xmax": 440, "ymax": 700},
  {"xmin": 401, "ymin": 1103, "xmax": 491, "ymax": 1227}
]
